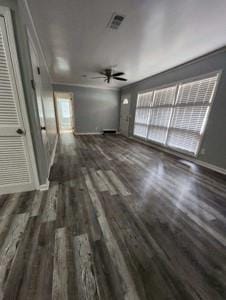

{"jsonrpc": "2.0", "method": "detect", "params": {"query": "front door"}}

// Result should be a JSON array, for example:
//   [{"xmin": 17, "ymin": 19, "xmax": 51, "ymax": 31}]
[{"xmin": 120, "ymin": 95, "xmax": 131, "ymax": 137}]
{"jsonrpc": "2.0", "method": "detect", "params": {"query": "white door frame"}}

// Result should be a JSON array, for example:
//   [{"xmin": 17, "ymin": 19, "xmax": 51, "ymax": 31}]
[
  {"xmin": 27, "ymin": 28, "xmax": 51, "ymax": 162},
  {"xmin": 0, "ymin": 6, "xmax": 39, "ymax": 192},
  {"xmin": 120, "ymin": 94, "xmax": 131, "ymax": 137},
  {"xmin": 54, "ymin": 92, "xmax": 75, "ymax": 133}
]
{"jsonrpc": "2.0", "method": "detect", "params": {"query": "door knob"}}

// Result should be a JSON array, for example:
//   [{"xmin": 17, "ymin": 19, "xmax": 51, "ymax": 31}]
[
  {"xmin": 41, "ymin": 126, "xmax": 46, "ymax": 130},
  {"xmin": 16, "ymin": 128, "xmax": 25, "ymax": 135}
]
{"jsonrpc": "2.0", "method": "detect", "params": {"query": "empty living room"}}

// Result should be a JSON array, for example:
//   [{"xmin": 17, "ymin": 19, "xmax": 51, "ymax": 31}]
[{"xmin": 0, "ymin": 0, "xmax": 226, "ymax": 299}]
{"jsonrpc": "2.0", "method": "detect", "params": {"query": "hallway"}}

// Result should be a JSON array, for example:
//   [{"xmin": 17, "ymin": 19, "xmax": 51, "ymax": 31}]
[{"xmin": 0, "ymin": 133, "xmax": 226, "ymax": 299}]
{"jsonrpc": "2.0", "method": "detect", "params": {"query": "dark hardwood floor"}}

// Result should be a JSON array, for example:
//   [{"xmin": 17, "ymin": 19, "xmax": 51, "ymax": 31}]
[{"xmin": 0, "ymin": 133, "xmax": 226, "ymax": 299}]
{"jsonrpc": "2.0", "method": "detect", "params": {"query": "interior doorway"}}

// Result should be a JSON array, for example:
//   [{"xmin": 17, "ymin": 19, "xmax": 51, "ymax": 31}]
[
  {"xmin": 120, "ymin": 95, "xmax": 131, "ymax": 137},
  {"xmin": 55, "ymin": 93, "xmax": 74, "ymax": 133},
  {"xmin": 28, "ymin": 31, "xmax": 50, "ymax": 163}
]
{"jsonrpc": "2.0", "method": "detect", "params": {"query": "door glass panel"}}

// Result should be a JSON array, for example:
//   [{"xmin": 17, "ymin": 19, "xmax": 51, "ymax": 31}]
[{"xmin": 57, "ymin": 98, "xmax": 73, "ymax": 131}]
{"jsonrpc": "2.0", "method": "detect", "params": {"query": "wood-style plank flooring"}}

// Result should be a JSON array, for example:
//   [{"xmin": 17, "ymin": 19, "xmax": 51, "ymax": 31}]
[{"xmin": 0, "ymin": 133, "xmax": 226, "ymax": 299}]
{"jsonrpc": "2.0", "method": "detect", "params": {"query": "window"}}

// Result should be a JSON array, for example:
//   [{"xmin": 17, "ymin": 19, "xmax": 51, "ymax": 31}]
[
  {"xmin": 133, "ymin": 73, "xmax": 219, "ymax": 156},
  {"xmin": 147, "ymin": 86, "xmax": 177, "ymax": 144},
  {"xmin": 134, "ymin": 91, "xmax": 153, "ymax": 138},
  {"xmin": 166, "ymin": 75, "xmax": 218, "ymax": 154},
  {"xmin": 123, "ymin": 98, "xmax": 129, "ymax": 104}
]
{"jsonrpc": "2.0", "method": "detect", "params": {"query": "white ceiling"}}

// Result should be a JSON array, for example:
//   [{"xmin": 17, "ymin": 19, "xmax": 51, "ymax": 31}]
[{"xmin": 27, "ymin": 0, "xmax": 226, "ymax": 89}]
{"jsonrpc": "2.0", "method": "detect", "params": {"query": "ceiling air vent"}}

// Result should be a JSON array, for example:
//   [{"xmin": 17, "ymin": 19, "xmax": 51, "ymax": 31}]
[{"xmin": 108, "ymin": 13, "xmax": 125, "ymax": 30}]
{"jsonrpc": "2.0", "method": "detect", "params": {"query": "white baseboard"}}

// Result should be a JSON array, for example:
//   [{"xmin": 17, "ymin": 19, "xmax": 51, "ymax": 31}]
[
  {"xmin": 103, "ymin": 128, "xmax": 117, "ymax": 131},
  {"xmin": 74, "ymin": 132, "xmax": 103, "ymax": 135},
  {"xmin": 39, "ymin": 180, "xmax": 49, "ymax": 191},
  {"xmin": 130, "ymin": 136, "xmax": 226, "ymax": 175},
  {"xmin": 194, "ymin": 160, "xmax": 226, "ymax": 175},
  {"xmin": 49, "ymin": 134, "xmax": 58, "ymax": 170},
  {"xmin": 50, "ymin": 134, "xmax": 59, "ymax": 166},
  {"xmin": 74, "ymin": 129, "xmax": 120, "ymax": 136},
  {"xmin": 39, "ymin": 134, "xmax": 58, "ymax": 191}
]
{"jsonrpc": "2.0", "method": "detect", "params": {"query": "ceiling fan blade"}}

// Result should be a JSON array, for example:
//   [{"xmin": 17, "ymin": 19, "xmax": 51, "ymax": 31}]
[
  {"xmin": 112, "ymin": 72, "xmax": 124, "ymax": 77},
  {"xmin": 91, "ymin": 76, "xmax": 106, "ymax": 79},
  {"xmin": 99, "ymin": 71, "xmax": 107, "ymax": 76},
  {"xmin": 114, "ymin": 77, "xmax": 127, "ymax": 81}
]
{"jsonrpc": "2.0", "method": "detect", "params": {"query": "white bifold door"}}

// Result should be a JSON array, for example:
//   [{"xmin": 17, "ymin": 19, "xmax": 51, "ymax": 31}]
[{"xmin": 0, "ymin": 9, "xmax": 38, "ymax": 194}]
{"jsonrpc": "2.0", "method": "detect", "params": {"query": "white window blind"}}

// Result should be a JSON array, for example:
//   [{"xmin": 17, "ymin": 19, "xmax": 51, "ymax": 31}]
[
  {"xmin": 134, "ymin": 91, "xmax": 153, "ymax": 138},
  {"xmin": 133, "ymin": 73, "xmax": 219, "ymax": 156},
  {"xmin": 147, "ymin": 86, "xmax": 177, "ymax": 144},
  {"xmin": 167, "ymin": 75, "xmax": 218, "ymax": 155}
]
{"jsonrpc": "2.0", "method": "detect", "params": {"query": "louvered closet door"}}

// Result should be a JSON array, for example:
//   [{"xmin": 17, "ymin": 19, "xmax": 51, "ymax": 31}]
[{"xmin": 0, "ymin": 16, "xmax": 35, "ymax": 193}]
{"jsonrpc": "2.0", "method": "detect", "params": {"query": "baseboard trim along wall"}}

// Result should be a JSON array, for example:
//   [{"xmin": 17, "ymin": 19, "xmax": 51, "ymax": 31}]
[
  {"xmin": 130, "ymin": 136, "xmax": 226, "ymax": 175},
  {"xmin": 103, "ymin": 128, "xmax": 118, "ymax": 131},
  {"xmin": 193, "ymin": 160, "xmax": 226, "ymax": 175},
  {"xmin": 74, "ymin": 129, "xmax": 119, "ymax": 136},
  {"xmin": 39, "ymin": 134, "xmax": 58, "ymax": 191},
  {"xmin": 39, "ymin": 180, "xmax": 50, "ymax": 191},
  {"xmin": 49, "ymin": 134, "xmax": 58, "ymax": 172},
  {"xmin": 74, "ymin": 132, "xmax": 103, "ymax": 135}
]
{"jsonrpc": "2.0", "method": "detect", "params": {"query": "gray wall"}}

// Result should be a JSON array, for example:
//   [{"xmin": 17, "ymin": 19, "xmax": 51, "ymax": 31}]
[
  {"xmin": 53, "ymin": 84, "xmax": 120, "ymax": 134},
  {"xmin": 0, "ymin": 0, "xmax": 57, "ymax": 184},
  {"xmin": 121, "ymin": 48, "xmax": 226, "ymax": 170}
]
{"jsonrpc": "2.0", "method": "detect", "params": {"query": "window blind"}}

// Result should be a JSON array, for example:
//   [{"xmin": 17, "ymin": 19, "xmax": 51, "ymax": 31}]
[
  {"xmin": 147, "ymin": 86, "xmax": 177, "ymax": 144},
  {"xmin": 167, "ymin": 75, "xmax": 218, "ymax": 154},
  {"xmin": 133, "ymin": 73, "xmax": 219, "ymax": 156},
  {"xmin": 134, "ymin": 91, "xmax": 153, "ymax": 138}
]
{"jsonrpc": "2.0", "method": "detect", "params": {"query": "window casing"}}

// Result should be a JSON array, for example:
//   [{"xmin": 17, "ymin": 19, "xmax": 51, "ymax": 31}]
[{"xmin": 133, "ymin": 73, "xmax": 219, "ymax": 156}]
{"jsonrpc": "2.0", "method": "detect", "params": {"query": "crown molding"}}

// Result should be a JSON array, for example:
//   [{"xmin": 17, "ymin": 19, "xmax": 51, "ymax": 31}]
[{"xmin": 52, "ymin": 81, "xmax": 120, "ymax": 91}]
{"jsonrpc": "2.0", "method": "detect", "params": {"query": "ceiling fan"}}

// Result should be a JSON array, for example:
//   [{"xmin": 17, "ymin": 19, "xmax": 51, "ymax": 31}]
[{"xmin": 92, "ymin": 69, "xmax": 128, "ymax": 83}]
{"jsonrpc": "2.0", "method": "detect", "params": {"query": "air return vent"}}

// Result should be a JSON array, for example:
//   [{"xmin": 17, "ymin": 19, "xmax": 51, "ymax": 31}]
[{"xmin": 108, "ymin": 13, "xmax": 125, "ymax": 29}]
